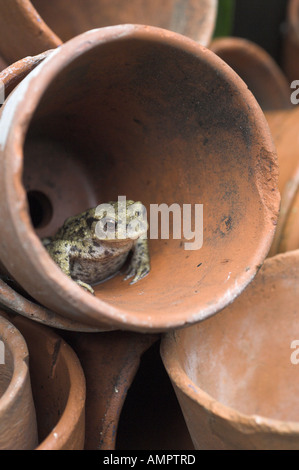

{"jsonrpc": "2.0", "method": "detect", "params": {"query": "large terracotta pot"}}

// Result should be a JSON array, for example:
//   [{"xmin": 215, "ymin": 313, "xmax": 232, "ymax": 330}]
[
  {"xmin": 0, "ymin": 315, "xmax": 38, "ymax": 449},
  {"xmin": 1, "ymin": 311, "xmax": 86, "ymax": 450},
  {"xmin": 0, "ymin": 0, "xmax": 217, "ymax": 64},
  {"xmin": 0, "ymin": 25, "xmax": 279, "ymax": 332},
  {"xmin": 283, "ymin": 0, "xmax": 299, "ymax": 84},
  {"xmin": 161, "ymin": 250, "xmax": 299, "ymax": 450}
]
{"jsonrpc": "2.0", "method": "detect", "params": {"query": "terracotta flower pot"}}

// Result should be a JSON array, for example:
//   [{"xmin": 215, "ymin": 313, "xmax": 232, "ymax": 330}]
[
  {"xmin": 1, "ymin": 311, "xmax": 86, "ymax": 450},
  {"xmin": 161, "ymin": 250, "xmax": 299, "ymax": 450},
  {"xmin": 0, "ymin": 315, "xmax": 38, "ymax": 449},
  {"xmin": 0, "ymin": 0, "xmax": 217, "ymax": 64},
  {"xmin": 0, "ymin": 26, "xmax": 279, "ymax": 332},
  {"xmin": 210, "ymin": 37, "xmax": 291, "ymax": 111},
  {"xmin": 62, "ymin": 331, "xmax": 159, "ymax": 449},
  {"xmin": 283, "ymin": 0, "xmax": 299, "ymax": 84}
]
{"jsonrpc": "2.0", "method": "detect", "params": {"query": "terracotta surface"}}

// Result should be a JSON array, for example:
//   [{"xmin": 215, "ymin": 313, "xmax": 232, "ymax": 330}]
[
  {"xmin": 62, "ymin": 331, "xmax": 159, "ymax": 449},
  {"xmin": 0, "ymin": 50, "xmax": 52, "ymax": 99},
  {"xmin": 1, "ymin": 311, "xmax": 86, "ymax": 450},
  {"xmin": 265, "ymin": 108, "xmax": 299, "ymax": 255},
  {"xmin": 0, "ymin": 278, "xmax": 102, "ymax": 332},
  {"xmin": 273, "ymin": 181, "xmax": 299, "ymax": 254},
  {"xmin": 208, "ymin": 37, "xmax": 299, "ymax": 257},
  {"xmin": 0, "ymin": 314, "xmax": 38, "ymax": 449},
  {"xmin": 0, "ymin": 26, "xmax": 279, "ymax": 332},
  {"xmin": 210, "ymin": 37, "xmax": 291, "ymax": 111},
  {"xmin": 161, "ymin": 250, "xmax": 299, "ymax": 450},
  {"xmin": 0, "ymin": 0, "xmax": 217, "ymax": 64},
  {"xmin": 283, "ymin": 0, "xmax": 299, "ymax": 84}
]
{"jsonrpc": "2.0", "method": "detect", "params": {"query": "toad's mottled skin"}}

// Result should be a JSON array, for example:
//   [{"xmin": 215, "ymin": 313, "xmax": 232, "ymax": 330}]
[{"xmin": 42, "ymin": 201, "xmax": 150, "ymax": 294}]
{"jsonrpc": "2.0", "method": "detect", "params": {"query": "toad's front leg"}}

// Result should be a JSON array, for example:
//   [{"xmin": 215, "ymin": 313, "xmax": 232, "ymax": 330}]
[
  {"xmin": 44, "ymin": 239, "xmax": 95, "ymax": 295},
  {"xmin": 124, "ymin": 238, "xmax": 150, "ymax": 285}
]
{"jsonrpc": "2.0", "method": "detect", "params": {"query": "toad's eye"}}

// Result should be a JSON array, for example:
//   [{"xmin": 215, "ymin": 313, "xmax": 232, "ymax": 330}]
[
  {"xmin": 135, "ymin": 211, "xmax": 140, "ymax": 217},
  {"xmin": 104, "ymin": 219, "xmax": 117, "ymax": 231}
]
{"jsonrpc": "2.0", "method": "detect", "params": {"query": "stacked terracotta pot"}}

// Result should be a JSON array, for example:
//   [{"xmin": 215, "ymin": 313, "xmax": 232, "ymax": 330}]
[{"xmin": 0, "ymin": 0, "xmax": 298, "ymax": 451}]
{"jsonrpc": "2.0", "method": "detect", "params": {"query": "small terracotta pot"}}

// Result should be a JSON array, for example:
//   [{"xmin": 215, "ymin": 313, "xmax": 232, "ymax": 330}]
[
  {"xmin": 0, "ymin": 0, "xmax": 217, "ymax": 64},
  {"xmin": 161, "ymin": 250, "xmax": 299, "ymax": 450},
  {"xmin": 210, "ymin": 37, "xmax": 291, "ymax": 111},
  {"xmin": 1, "ymin": 311, "xmax": 86, "ymax": 450},
  {"xmin": 0, "ymin": 314, "xmax": 38, "ymax": 449},
  {"xmin": 283, "ymin": 0, "xmax": 299, "ymax": 84},
  {"xmin": 0, "ymin": 26, "xmax": 279, "ymax": 332},
  {"xmin": 62, "ymin": 331, "xmax": 159, "ymax": 449}
]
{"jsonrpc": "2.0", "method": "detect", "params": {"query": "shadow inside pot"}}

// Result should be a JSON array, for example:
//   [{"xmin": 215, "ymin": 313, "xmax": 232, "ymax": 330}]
[{"xmin": 116, "ymin": 340, "xmax": 194, "ymax": 450}]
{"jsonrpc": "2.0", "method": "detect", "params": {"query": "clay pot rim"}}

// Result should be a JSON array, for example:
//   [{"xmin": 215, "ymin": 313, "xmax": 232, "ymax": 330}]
[
  {"xmin": 0, "ymin": 50, "xmax": 54, "ymax": 98},
  {"xmin": 0, "ymin": 279, "xmax": 103, "ymax": 332},
  {"xmin": 33, "ymin": 325, "xmax": 86, "ymax": 450},
  {"xmin": 161, "ymin": 250, "xmax": 299, "ymax": 434},
  {"xmin": 209, "ymin": 36, "xmax": 291, "ymax": 111},
  {"xmin": 0, "ymin": 315, "xmax": 30, "ymax": 414},
  {"xmin": 0, "ymin": 24, "xmax": 279, "ymax": 331},
  {"xmin": 9, "ymin": 0, "xmax": 217, "ymax": 48}
]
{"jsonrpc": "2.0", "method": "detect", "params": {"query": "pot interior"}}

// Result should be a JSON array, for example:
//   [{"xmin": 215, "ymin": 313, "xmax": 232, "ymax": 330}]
[
  {"xmin": 175, "ymin": 256, "xmax": 299, "ymax": 421},
  {"xmin": 22, "ymin": 32, "xmax": 275, "ymax": 323}
]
